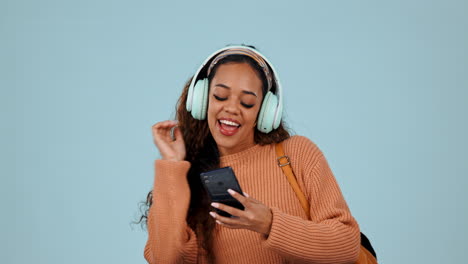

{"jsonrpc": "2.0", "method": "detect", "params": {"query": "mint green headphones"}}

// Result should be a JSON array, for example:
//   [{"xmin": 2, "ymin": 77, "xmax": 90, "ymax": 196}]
[{"xmin": 186, "ymin": 46, "xmax": 283, "ymax": 133}]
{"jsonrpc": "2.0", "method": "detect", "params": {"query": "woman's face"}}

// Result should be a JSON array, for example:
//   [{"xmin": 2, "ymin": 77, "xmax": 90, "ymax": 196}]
[{"xmin": 207, "ymin": 62, "xmax": 264, "ymax": 156}]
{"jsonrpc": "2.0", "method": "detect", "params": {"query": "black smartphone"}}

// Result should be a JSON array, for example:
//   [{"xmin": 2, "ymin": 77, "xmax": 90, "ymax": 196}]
[{"xmin": 200, "ymin": 166, "xmax": 244, "ymax": 217}]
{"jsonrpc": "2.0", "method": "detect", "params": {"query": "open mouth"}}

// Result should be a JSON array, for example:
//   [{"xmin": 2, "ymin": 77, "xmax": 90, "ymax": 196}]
[{"xmin": 217, "ymin": 118, "xmax": 241, "ymax": 136}]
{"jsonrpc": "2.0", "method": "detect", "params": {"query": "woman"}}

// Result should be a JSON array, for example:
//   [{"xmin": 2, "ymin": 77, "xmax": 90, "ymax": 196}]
[{"xmin": 142, "ymin": 45, "xmax": 361, "ymax": 263}]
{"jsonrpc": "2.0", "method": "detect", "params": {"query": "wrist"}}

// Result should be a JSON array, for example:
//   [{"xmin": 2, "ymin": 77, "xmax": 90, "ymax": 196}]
[
  {"xmin": 162, "ymin": 155, "xmax": 184, "ymax": 162},
  {"xmin": 263, "ymin": 208, "xmax": 273, "ymax": 236}
]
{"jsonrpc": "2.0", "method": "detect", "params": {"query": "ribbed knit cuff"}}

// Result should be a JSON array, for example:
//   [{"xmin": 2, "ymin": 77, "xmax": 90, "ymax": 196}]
[
  {"xmin": 261, "ymin": 207, "xmax": 361, "ymax": 263},
  {"xmin": 260, "ymin": 207, "xmax": 312, "ymax": 261},
  {"xmin": 154, "ymin": 159, "xmax": 191, "ymax": 194},
  {"xmin": 261, "ymin": 207, "xmax": 294, "ymax": 249}
]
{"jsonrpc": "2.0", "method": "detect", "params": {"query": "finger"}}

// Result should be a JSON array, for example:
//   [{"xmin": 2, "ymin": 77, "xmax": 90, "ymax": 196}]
[
  {"xmin": 169, "ymin": 125, "xmax": 184, "ymax": 142},
  {"xmin": 215, "ymin": 220, "xmax": 241, "ymax": 229},
  {"xmin": 211, "ymin": 202, "xmax": 244, "ymax": 218},
  {"xmin": 153, "ymin": 121, "xmax": 178, "ymax": 140},
  {"xmin": 214, "ymin": 219, "xmax": 235, "ymax": 228},
  {"xmin": 173, "ymin": 126, "xmax": 184, "ymax": 142},
  {"xmin": 152, "ymin": 120, "xmax": 177, "ymax": 128},
  {"xmin": 209, "ymin": 211, "xmax": 242, "ymax": 226},
  {"xmin": 152, "ymin": 120, "xmax": 178, "ymax": 131},
  {"xmin": 240, "ymin": 191, "xmax": 261, "ymax": 203},
  {"xmin": 170, "ymin": 125, "xmax": 178, "ymax": 141},
  {"xmin": 227, "ymin": 189, "xmax": 249, "ymax": 206},
  {"xmin": 242, "ymin": 193, "xmax": 260, "ymax": 203},
  {"xmin": 153, "ymin": 128, "xmax": 172, "ymax": 144}
]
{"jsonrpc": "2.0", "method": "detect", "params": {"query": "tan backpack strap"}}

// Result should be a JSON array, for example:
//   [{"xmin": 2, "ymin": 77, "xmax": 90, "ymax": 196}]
[
  {"xmin": 275, "ymin": 142, "xmax": 310, "ymax": 217},
  {"xmin": 276, "ymin": 142, "xmax": 377, "ymax": 264}
]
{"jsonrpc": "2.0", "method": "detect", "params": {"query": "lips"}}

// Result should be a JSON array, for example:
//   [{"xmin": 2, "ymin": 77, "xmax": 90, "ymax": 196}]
[{"xmin": 217, "ymin": 118, "xmax": 241, "ymax": 136}]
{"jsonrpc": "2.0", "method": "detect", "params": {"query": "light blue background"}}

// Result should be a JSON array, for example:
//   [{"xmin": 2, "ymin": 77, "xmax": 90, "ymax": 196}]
[{"xmin": 2, "ymin": 0, "xmax": 467, "ymax": 263}]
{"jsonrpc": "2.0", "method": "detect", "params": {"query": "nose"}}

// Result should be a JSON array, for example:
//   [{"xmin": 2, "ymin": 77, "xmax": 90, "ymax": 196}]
[{"xmin": 223, "ymin": 98, "xmax": 240, "ymax": 115}]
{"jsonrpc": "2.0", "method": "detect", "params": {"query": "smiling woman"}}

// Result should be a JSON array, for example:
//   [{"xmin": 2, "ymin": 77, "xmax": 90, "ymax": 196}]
[
  {"xmin": 141, "ymin": 45, "xmax": 365, "ymax": 263},
  {"xmin": 208, "ymin": 62, "xmax": 263, "ymax": 155}
]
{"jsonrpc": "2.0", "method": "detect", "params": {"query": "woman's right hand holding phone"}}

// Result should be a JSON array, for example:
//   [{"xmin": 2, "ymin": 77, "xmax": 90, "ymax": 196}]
[{"xmin": 152, "ymin": 120, "xmax": 186, "ymax": 162}]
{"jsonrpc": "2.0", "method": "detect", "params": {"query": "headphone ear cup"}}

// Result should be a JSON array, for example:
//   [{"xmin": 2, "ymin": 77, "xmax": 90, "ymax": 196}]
[
  {"xmin": 191, "ymin": 78, "xmax": 209, "ymax": 120},
  {"xmin": 257, "ymin": 91, "xmax": 278, "ymax": 133},
  {"xmin": 273, "ymin": 101, "xmax": 283, "ymax": 130},
  {"xmin": 186, "ymin": 79, "xmax": 195, "ymax": 112},
  {"xmin": 199, "ymin": 78, "xmax": 209, "ymax": 119}
]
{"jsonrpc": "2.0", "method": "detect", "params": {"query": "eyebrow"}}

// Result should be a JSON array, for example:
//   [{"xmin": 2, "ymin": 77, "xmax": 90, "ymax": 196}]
[{"xmin": 214, "ymin": 83, "xmax": 258, "ymax": 97}]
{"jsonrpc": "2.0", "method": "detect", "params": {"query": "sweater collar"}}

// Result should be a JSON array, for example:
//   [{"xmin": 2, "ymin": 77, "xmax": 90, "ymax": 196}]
[{"xmin": 219, "ymin": 143, "xmax": 263, "ymax": 166}]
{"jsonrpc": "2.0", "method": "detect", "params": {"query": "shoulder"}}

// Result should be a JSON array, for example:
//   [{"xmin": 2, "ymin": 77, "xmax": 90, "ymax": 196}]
[
  {"xmin": 280, "ymin": 135, "xmax": 324, "ymax": 170},
  {"xmin": 281, "ymin": 135, "xmax": 323, "ymax": 157},
  {"xmin": 282, "ymin": 135, "xmax": 315, "ymax": 146}
]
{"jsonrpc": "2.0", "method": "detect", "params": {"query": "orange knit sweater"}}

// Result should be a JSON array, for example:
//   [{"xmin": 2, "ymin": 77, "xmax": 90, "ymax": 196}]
[{"xmin": 144, "ymin": 135, "xmax": 361, "ymax": 263}]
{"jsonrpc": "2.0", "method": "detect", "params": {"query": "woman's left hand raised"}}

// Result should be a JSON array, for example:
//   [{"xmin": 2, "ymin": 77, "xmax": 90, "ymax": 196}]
[{"xmin": 210, "ymin": 189, "xmax": 273, "ymax": 236}]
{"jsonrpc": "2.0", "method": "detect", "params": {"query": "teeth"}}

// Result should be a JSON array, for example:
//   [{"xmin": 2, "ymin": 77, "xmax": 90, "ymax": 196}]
[{"xmin": 219, "ymin": 119, "xmax": 240, "ymax": 127}]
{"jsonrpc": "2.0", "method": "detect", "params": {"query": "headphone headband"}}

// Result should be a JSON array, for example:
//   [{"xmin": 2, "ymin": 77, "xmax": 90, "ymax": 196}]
[{"xmin": 206, "ymin": 48, "xmax": 274, "ymax": 92}]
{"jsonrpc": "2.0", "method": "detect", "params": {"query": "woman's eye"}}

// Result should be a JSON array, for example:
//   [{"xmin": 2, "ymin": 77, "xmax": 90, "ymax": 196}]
[
  {"xmin": 213, "ymin": 95, "xmax": 227, "ymax": 101},
  {"xmin": 241, "ymin": 102, "xmax": 255, "ymax": 109},
  {"xmin": 213, "ymin": 94, "xmax": 254, "ymax": 108}
]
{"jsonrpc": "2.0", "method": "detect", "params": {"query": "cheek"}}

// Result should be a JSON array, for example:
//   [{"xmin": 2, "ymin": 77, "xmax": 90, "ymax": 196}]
[
  {"xmin": 246, "ymin": 107, "xmax": 261, "ymax": 124},
  {"xmin": 207, "ymin": 99, "xmax": 220, "ymax": 121},
  {"xmin": 207, "ymin": 99, "xmax": 215, "ymax": 114}
]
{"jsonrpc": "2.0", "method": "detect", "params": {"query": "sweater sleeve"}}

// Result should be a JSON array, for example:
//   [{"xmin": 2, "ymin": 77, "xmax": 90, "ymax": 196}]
[
  {"xmin": 261, "ymin": 136, "xmax": 361, "ymax": 264},
  {"xmin": 144, "ymin": 160, "xmax": 199, "ymax": 264}
]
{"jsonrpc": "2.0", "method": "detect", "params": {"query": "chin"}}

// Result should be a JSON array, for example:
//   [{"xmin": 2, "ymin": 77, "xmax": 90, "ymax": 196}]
[
  {"xmin": 208, "ymin": 119, "xmax": 255, "ymax": 155},
  {"xmin": 212, "ymin": 134, "xmax": 239, "ymax": 148}
]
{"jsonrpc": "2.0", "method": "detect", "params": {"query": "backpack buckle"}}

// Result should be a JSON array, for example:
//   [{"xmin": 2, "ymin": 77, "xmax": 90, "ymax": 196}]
[{"xmin": 277, "ymin": 155, "xmax": 291, "ymax": 167}]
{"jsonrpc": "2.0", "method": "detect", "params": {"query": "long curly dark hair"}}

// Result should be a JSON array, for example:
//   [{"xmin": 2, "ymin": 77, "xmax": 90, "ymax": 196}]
[{"xmin": 138, "ymin": 44, "xmax": 290, "ymax": 262}]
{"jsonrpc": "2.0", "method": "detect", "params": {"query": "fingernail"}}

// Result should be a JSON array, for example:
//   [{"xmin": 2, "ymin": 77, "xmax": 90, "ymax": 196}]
[
  {"xmin": 209, "ymin": 212, "xmax": 216, "ymax": 218},
  {"xmin": 227, "ymin": 189, "xmax": 235, "ymax": 195},
  {"xmin": 243, "ymin": 192, "xmax": 250, "ymax": 197},
  {"xmin": 211, "ymin": 202, "xmax": 219, "ymax": 208},
  {"xmin": 216, "ymin": 220, "xmax": 222, "ymax": 225}
]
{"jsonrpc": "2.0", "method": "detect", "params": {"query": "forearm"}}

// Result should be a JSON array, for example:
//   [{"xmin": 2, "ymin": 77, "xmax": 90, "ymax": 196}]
[
  {"xmin": 262, "ymin": 207, "xmax": 360, "ymax": 264},
  {"xmin": 144, "ymin": 160, "xmax": 198, "ymax": 264}
]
